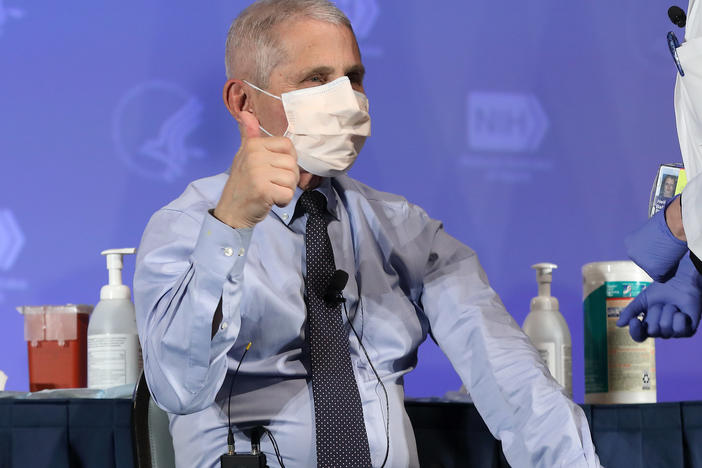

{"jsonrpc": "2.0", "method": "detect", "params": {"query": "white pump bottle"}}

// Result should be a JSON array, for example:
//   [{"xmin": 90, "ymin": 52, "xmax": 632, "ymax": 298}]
[
  {"xmin": 87, "ymin": 248, "xmax": 142, "ymax": 389},
  {"xmin": 522, "ymin": 263, "xmax": 573, "ymax": 398}
]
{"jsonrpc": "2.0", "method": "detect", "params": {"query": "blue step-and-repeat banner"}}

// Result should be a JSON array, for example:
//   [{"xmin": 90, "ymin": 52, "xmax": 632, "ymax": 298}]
[{"xmin": 1, "ymin": 0, "xmax": 699, "ymax": 403}]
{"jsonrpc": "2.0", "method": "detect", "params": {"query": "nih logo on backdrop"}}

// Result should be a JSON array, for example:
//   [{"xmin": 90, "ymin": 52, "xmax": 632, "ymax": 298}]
[
  {"xmin": 467, "ymin": 91, "xmax": 549, "ymax": 153},
  {"xmin": 112, "ymin": 81, "xmax": 205, "ymax": 182},
  {"xmin": 460, "ymin": 91, "xmax": 552, "ymax": 182}
]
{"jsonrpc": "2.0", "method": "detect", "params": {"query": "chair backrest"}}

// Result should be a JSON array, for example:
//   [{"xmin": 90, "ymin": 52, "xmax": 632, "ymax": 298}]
[{"xmin": 132, "ymin": 372, "xmax": 177, "ymax": 468}]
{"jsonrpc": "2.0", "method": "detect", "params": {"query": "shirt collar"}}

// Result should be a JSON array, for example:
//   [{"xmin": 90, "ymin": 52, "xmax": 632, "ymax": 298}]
[{"xmin": 270, "ymin": 177, "xmax": 340, "ymax": 225}]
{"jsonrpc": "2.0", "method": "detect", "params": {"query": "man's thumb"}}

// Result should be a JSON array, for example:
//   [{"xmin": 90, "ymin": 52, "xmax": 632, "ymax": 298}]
[{"xmin": 240, "ymin": 111, "xmax": 261, "ymax": 139}]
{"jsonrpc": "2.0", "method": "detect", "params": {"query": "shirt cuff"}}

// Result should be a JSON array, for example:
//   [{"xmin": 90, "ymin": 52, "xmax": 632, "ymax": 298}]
[
  {"xmin": 682, "ymin": 176, "xmax": 702, "ymax": 258},
  {"xmin": 191, "ymin": 210, "xmax": 253, "ymax": 279}
]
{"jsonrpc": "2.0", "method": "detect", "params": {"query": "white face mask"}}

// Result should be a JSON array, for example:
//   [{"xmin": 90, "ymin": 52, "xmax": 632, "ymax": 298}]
[{"xmin": 244, "ymin": 76, "xmax": 371, "ymax": 177}]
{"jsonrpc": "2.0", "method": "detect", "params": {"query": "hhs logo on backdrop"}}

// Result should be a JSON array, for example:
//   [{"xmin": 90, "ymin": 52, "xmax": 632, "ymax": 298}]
[
  {"xmin": 0, "ymin": 0, "xmax": 25, "ymax": 37},
  {"xmin": 337, "ymin": 0, "xmax": 381, "ymax": 57},
  {"xmin": 112, "ymin": 81, "xmax": 205, "ymax": 182},
  {"xmin": 336, "ymin": 0, "xmax": 378, "ymax": 39},
  {"xmin": 0, "ymin": 209, "xmax": 27, "ymax": 303}
]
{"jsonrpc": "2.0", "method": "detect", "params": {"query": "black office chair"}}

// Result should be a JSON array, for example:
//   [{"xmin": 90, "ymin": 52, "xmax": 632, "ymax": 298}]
[{"xmin": 132, "ymin": 371, "xmax": 177, "ymax": 468}]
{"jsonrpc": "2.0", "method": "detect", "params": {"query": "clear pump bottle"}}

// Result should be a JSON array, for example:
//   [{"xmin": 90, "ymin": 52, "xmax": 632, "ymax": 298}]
[
  {"xmin": 87, "ymin": 248, "xmax": 142, "ymax": 389},
  {"xmin": 522, "ymin": 263, "xmax": 573, "ymax": 398}
]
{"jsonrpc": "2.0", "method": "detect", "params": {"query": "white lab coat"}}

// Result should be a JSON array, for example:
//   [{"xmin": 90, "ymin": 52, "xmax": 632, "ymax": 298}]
[
  {"xmin": 683, "ymin": 177, "xmax": 702, "ymax": 257},
  {"xmin": 675, "ymin": 0, "xmax": 702, "ymax": 256}
]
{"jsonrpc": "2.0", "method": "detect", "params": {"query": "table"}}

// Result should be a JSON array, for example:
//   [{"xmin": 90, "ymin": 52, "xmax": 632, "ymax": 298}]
[
  {"xmin": 0, "ymin": 399, "xmax": 133, "ymax": 468},
  {"xmin": 1, "ymin": 398, "xmax": 701, "ymax": 467},
  {"xmin": 407, "ymin": 400, "xmax": 702, "ymax": 467}
]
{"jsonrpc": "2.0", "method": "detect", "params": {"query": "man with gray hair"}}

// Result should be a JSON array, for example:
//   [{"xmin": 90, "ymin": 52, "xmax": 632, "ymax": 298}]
[{"xmin": 134, "ymin": 1, "xmax": 602, "ymax": 467}]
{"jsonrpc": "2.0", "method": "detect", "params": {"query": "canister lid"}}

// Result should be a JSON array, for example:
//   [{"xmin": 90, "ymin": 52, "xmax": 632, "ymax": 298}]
[
  {"xmin": 17, "ymin": 304, "xmax": 93, "ymax": 315},
  {"xmin": 17, "ymin": 304, "xmax": 93, "ymax": 345},
  {"xmin": 582, "ymin": 261, "xmax": 652, "ymax": 298},
  {"xmin": 582, "ymin": 261, "xmax": 652, "ymax": 281}
]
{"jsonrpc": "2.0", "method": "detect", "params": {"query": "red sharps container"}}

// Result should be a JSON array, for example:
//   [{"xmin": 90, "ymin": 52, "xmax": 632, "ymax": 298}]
[{"xmin": 17, "ymin": 305, "xmax": 92, "ymax": 391}]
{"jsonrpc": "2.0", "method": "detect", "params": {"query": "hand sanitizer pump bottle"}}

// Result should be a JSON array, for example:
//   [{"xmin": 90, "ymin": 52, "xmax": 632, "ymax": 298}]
[
  {"xmin": 87, "ymin": 248, "xmax": 142, "ymax": 389},
  {"xmin": 522, "ymin": 263, "xmax": 573, "ymax": 398}
]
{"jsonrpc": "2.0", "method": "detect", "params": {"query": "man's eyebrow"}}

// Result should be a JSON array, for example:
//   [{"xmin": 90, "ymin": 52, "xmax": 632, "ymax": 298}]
[
  {"xmin": 297, "ymin": 66, "xmax": 335, "ymax": 79},
  {"xmin": 345, "ymin": 64, "xmax": 365, "ymax": 79},
  {"xmin": 295, "ymin": 64, "xmax": 365, "ymax": 80}
]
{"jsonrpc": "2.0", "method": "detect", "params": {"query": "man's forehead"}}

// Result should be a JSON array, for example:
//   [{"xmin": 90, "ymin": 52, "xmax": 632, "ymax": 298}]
[{"xmin": 276, "ymin": 18, "xmax": 361, "ymax": 61}]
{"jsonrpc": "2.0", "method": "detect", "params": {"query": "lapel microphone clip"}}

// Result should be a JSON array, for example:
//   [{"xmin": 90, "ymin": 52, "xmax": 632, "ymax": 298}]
[{"xmin": 324, "ymin": 269, "xmax": 349, "ymax": 304}]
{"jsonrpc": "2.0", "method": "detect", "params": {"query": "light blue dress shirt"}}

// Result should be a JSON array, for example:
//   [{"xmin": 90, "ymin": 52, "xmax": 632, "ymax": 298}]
[{"xmin": 134, "ymin": 173, "xmax": 601, "ymax": 468}]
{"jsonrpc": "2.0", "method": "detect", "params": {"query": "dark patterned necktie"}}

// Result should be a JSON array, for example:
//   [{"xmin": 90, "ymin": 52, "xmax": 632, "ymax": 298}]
[{"xmin": 298, "ymin": 190, "xmax": 372, "ymax": 468}]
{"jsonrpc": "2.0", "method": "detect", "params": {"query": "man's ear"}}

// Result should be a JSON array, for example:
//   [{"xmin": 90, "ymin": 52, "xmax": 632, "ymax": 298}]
[{"xmin": 222, "ymin": 79, "xmax": 250, "ymax": 123}]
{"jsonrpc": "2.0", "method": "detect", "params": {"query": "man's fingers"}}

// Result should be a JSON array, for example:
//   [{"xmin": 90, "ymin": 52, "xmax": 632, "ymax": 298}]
[
  {"xmin": 265, "ymin": 152, "xmax": 299, "ymax": 190},
  {"xmin": 240, "ymin": 112, "xmax": 261, "ymax": 140},
  {"xmin": 270, "ymin": 183, "xmax": 295, "ymax": 208},
  {"xmin": 269, "ymin": 169, "xmax": 299, "ymax": 193},
  {"xmin": 618, "ymin": 294, "xmax": 646, "ymax": 327},
  {"xmin": 268, "ymin": 152, "xmax": 300, "ymax": 173},
  {"xmin": 261, "ymin": 136, "xmax": 296, "ymax": 156}
]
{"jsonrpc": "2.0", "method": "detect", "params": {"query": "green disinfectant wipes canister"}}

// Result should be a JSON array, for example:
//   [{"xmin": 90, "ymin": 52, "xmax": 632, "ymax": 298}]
[{"xmin": 582, "ymin": 261, "xmax": 655, "ymax": 404}]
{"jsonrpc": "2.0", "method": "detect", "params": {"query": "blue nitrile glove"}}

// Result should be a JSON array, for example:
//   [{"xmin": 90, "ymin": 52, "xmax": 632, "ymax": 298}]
[
  {"xmin": 625, "ymin": 196, "xmax": 688, "ymax": 282},
  {"xmin": 617, "ymin": 255, "xmax": 702, "ymax": 342}
]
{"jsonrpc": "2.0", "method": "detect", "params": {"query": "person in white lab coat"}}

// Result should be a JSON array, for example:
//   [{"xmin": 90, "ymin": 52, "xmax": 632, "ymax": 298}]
[
  {"xmin": 618, "ymin": 0, "xmax": 702, "ymax": 340},
  {"xmin": 674, "ymin": 0, "xmax": 702, "ymax": 270}
]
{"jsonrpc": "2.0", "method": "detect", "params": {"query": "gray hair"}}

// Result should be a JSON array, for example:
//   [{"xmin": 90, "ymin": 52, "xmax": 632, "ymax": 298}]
[{"xmin": 225, "ymin": 0, "xmax": 354, "ymax": 87}]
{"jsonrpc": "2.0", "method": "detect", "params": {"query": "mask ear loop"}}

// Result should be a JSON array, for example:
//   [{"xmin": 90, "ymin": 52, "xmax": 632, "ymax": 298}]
[
  {"xmin": 242, "ymin": 80, "xmax": 282, "ymax": 136},
  {"xmin": 242, "ymin": 80, "xmax": 282, "ymax": 101},
  {"xmin": 258, "ymin": 126, "xmax": 274, "ymax": 137}
]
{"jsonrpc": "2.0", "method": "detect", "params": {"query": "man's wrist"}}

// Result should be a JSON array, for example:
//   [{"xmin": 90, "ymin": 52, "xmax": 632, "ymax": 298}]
[
  {"xmin": 665, "ymin": 196, "xmax": 687, "ymax": 242},
  {"xmin": 212, "ymin": 207, "xmax": 254, "ymax": 230}
]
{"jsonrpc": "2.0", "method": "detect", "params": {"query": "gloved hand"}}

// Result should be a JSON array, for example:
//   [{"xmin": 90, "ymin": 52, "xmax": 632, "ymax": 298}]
[
  {"xmin": 625, "ymin": 196, "xmax": 688, "ymax": 282},
  {"xmin": 617, "ymin": 255, "xmax": 702, "ymax": 342}
]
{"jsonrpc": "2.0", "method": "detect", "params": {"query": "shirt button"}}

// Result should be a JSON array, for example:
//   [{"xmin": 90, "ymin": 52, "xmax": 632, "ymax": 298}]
[
  {"xmin": 282, "ymin": 213, "xmax": 289, "ymax": 221},
  {"xmin": 223, "ymin": 247, "xmax": 233, "ymax": 257},
  {"xmin": 238, "ymin": 248, "xmax": 245, "ymax": 256},
  {"xmin": 220, "ymin": 322, "xmax": 228, "ymax": 330}
]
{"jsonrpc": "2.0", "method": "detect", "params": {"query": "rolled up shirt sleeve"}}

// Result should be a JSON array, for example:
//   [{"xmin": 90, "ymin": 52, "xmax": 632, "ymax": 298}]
[
  {"xmin": 417, "ymin": 217, "xmax": 601, "ymax": 468},
  {"xmin": 134, "ymin": 207, "xmax": 252, "ymax": 414}
]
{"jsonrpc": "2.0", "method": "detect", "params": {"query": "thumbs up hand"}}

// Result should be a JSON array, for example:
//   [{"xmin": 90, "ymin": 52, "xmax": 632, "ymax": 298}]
[{"xmin": 215, "ymin": 111, "xmax": 300, "ymax": 229}]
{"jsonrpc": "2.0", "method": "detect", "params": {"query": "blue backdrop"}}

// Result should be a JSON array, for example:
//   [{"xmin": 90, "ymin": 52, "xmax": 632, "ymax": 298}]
[{"xmin": 1, "ymin": 0, "xmax": 699, "ymax": 403}]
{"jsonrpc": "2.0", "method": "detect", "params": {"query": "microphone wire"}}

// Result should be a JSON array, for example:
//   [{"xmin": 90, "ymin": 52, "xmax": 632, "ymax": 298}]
[
  {"xmin": 226, "ymin": 341, "xmax": 252, "ymax": 455},
  {"xmin": 263, "ymin": 428, "xmax": 286, "ymax": 468},
  {"xmin": 343, "ymin": 300, "xmax": 390, "ymax": 468}
]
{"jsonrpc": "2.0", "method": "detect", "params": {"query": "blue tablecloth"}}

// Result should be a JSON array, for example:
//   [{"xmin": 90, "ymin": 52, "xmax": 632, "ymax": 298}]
[
  {"xmin": 1, "ymin": 398, "xmax": 701, "ymax": 467},
  {"xmin": 0, "ymin": 399, "xmax": 133, "ymax": 468},
  {"xmin": 407, "ymin": 400, "xmax": 702, "ymax": 468}
]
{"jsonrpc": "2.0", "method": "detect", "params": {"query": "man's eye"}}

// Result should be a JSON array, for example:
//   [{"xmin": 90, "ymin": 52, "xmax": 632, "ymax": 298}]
[{"xmin": 307, "ymin": 75, "xmax": 323, "ymax": 83}]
